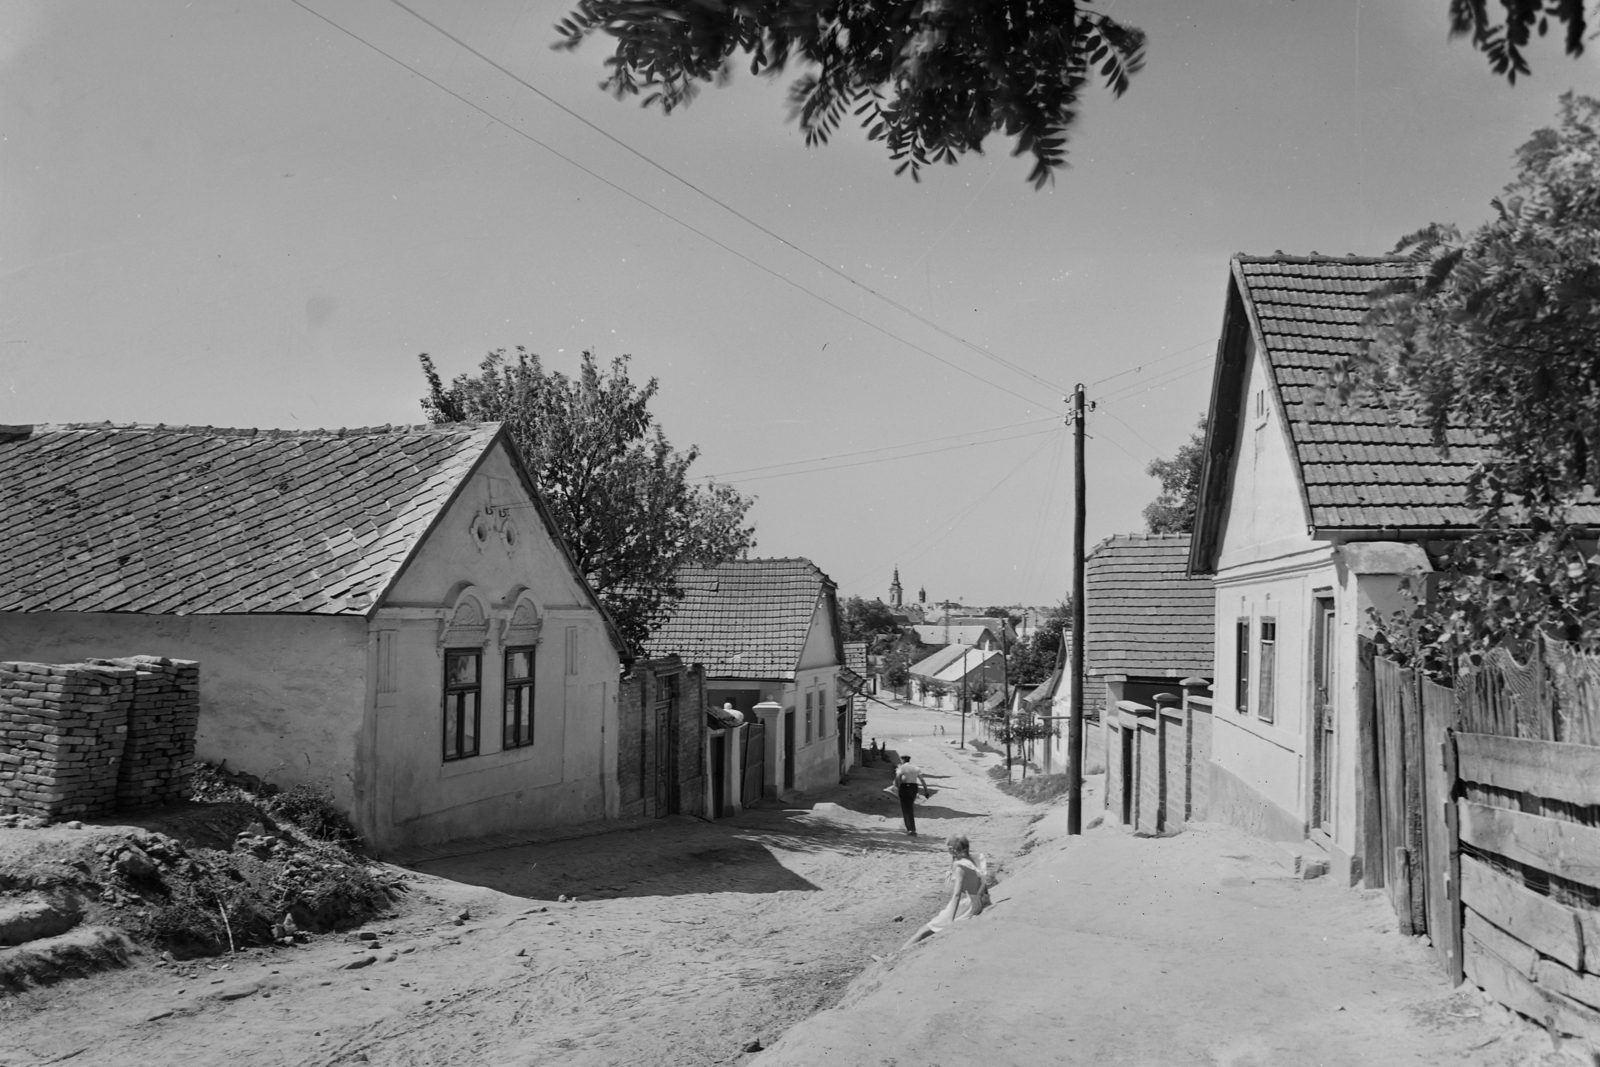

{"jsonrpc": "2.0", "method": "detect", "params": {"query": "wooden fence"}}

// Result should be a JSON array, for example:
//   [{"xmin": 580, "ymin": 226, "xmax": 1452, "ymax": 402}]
[{"xmin": 1371, "ymin": 637, "xmax": 1600, "ymax": 1043}]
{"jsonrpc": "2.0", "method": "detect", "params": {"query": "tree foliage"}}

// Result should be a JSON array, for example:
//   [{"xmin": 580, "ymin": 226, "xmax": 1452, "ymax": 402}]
[
  {"xmin": 551, "ymin": 3, "xmax": 1591, "ymax": 188},
  {"xmin": 553, "ymin": 0, "xmax": 1146, "ymax": 188},
  {"xmin": 841, "ymin": 596, "xmax": 901, "ymax": 644},
  {"xmin": 1345, "ymin": 94, "xmax": 1600, "ymax": 661},
  {"xmin": 1007, "ymin": 601, "xmax": 1071, "ymax": 686},
  {"xmin": 419, "ymin": 348, "xmax": 756, "ymax": 649},
  {"xmin": 1142, "ymin": 415, "xmax": 1208, "ymax": 535},
  {"xmin": 1449, "ymin": 0, "xmax": 1589, "ymax": 84}
]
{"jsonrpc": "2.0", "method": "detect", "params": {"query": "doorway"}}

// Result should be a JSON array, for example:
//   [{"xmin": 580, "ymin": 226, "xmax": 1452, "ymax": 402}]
[
  {"xmin": 654, "ymin": 671, "xmax": 680, "ymax": 817},
  {"xmin": 1120, "ymin": 726, "xmax": 1134, "ymax": 827},
  {"xmin": 709, "ymin": 733, "xmax": 726, "ymax": 818},
  {"xmin": 1311, "ymin": 597, "xmax": 1337, "ymax": 833},
  {"xmin": 783, "ymin": 710, "xmax": 796, "ymax": 791}
]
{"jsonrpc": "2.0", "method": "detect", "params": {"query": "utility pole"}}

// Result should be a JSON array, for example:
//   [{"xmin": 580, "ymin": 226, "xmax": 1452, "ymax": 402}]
[
  {"xmin": 959, "ymin": 646, "xmax": 970, "ymax": 749},
  {"xmin": 1067, "ymin": 383, "xmax": 1091, "ymax": 836}
]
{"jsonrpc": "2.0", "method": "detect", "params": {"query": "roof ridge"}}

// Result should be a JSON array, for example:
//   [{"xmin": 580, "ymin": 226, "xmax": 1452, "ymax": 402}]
[
  {"xmin": 6, "ymin": 421, "xmax": 500, "ymax": 438},
  {"xmin": 1234, "ymin": 252, "xmax": 1412, "ymax": 265}
]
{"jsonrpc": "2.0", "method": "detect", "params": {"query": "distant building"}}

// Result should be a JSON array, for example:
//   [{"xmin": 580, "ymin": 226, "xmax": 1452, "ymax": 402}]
[
  {"xmin": 909, "ymin": 617, "xmax": 1013, "ymax": 651},
  {"xmin": 907, "ymin": 644, "xmax": 1005, "ymax": 712},
  {"xmin": 889, "ymin": 567, "xmax": 903, "ymax": 608},
  {"xmin": 644, "ymin": 558, "xmax": 845, "ymax": 798}
]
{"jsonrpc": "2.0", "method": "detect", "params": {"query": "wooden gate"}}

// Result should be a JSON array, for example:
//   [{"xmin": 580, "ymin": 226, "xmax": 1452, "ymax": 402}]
[
  {"xmin": 1373, "ymin": 654, "xmax": 1427, "ymax": 934},
  {"xmin": 1452, "ymin": 640, "xmax": 1600, "ymax": 1041},
  {"xmin": 653, "ymin": 672, "xmax": 680, "ymax": 817},
  {"xmin": 1371, "ymin": 638, "xmax": 1600, "ymax": 1042},
  {"xmin": 741, "ymin": 720, "xmax": 766, "ymax": 807}
]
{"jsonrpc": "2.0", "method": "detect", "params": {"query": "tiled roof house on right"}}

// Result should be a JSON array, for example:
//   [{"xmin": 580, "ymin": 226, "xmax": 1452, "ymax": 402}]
[{"xmin": 1188, "ymin": 254, "xmax": 1481, "ymax": 886}]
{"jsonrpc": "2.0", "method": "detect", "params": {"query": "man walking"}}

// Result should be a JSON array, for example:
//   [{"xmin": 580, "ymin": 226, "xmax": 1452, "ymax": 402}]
[{"xmin": 894, "ymin": 754, "xmax": 930, "ymax": 835}]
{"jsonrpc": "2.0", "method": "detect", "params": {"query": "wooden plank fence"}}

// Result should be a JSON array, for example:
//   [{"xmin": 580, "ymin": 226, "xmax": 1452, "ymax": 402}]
[{"xmin": 1372, "ymin": 636, "xmax": 1600, "ymax": 1045}]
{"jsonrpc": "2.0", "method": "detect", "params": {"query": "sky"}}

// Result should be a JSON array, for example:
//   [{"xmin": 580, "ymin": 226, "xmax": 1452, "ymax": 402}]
[{"xmin": 3, "ymin": 0, "xmax": 1597, "ymax": 608}]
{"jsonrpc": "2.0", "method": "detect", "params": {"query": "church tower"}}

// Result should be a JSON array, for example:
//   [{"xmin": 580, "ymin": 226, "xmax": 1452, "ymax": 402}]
[{"xmin": 889, "ymin": 567, "xmax": 903, "ymax": 608}]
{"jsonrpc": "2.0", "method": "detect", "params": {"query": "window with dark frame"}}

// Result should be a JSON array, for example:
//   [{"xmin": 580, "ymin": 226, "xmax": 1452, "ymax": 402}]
[
  {"xmin": 443, "ymin": 649, "xmax": 481, "ymax": 761},
  {"xmin": 805, "ymin": 691, "xmax": 814, "ymax": 744},
  {"xmin": 1258, "ymin": 618, "xmax": 1276, "ymax": 724},
  {"xmin": 1235, "ymin": 618, "xmax": 1250, "ymax": 715},
  {"xmin": 503, "ymin": 646, "xmax": 535, "ymax": 749}
]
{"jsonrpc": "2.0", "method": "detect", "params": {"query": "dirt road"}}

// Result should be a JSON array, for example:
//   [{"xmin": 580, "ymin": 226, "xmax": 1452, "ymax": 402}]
[{"xmin": 0, "ymin": 700, "xmax": 1024, "ymax": 1067}]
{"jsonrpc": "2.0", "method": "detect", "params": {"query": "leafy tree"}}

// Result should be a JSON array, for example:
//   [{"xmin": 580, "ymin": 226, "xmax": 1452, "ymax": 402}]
[
  {"xmin": 1142, "ymin": 416, "xmax": 1207, "ymax": 535},
  {"xmin": 1449, "ymin": 0, "xmax": 1589, "ymax": 84},
  {"xmin": 842, "ymin": 596, "xmax": 901, "ymax": 643},
  {"xmin": 1008, "ymin": 601, "xmax": 1071, "ymax": 685},
  {"xmin": 554, "ymin": 0, "xmax": 1146, "ymax": 187},
  {"xmin": 879, "ymin": 631, "xmax": 922, "ymax": 694},
  {"xmin": 554, "ymin": 3, "xmax": 1588, "ymax": 187},
  {"xmin": 419, "ymin": 348, "xmax": 756, "ymax": 649},
  {"xmin": 1346, "ymin": 94, "xmax": 1600, "ymax": 659}
]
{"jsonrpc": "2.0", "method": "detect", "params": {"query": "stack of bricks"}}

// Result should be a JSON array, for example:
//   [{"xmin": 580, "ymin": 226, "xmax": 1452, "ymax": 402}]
[
  {"xmin": 91, "ymin": 656, "xmax": 200, "ymax": 810},
  {"xmin": 0, "ymin": 661, "xmax": 136, "ymax": 820}
]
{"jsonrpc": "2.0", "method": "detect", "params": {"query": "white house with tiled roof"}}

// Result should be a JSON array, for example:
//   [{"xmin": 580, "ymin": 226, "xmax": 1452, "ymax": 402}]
[
  {"xmin": 1183, "ymin": 254, "xmax": 1600, "ymax": 885},
  {"xmin": 644, "ymin": 559, "xmax": 844, "ymax": 797},
  {"xmin": 0, "ymin": 422, "xmax": 627, "ymax": 853}
]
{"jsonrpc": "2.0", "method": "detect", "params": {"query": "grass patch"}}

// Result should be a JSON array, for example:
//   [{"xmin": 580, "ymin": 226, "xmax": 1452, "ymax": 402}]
[{"xmin": 995, "ymin": 773, "xmax": 1073, "ymax": 804}]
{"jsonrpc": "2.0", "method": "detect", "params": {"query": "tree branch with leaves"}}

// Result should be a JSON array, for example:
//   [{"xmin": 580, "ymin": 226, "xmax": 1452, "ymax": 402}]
[
  {"xmin": 553, "ymin": 0, "xmax": 1145, "ymax": 188},
  {"xmin": 420, "ymin": 348, "xmax": 757, "ymax": 649},
  {"xmin": 1342, "ymin": 93, "xmax": 1600, "ymax": 662}
]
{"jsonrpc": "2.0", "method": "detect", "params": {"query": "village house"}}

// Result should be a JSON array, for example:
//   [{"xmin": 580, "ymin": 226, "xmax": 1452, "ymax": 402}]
[
  {"xmin": 1187, "ymin": 254, "xmax": 1502, "ymax": 883},
  {"xmin": 907, "ymin": 643, "xmax": 1005, "ymax": 712},
  {"xmin": 643, "ymin": 558, "xmax": 845, "ymax": 797},
  {"xmin": 1080, "ymin": 533, "xmax": 1215, "ymax": 829},
  {"xmin": 0, "ymin": 422, "xmax": 627, "ymax": 854},
  {"xmin": 908, "ymin": 620, "xmax": 1009, "ymax": 650}
]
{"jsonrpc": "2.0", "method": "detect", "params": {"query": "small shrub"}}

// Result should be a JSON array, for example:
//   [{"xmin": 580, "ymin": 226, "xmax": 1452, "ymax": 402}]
[
  {"xmin": 267, "ymin": 785, "xmax": 362, "ymax": 850},
  {"xmin": 997, "ymin": 772, "xmax": 1073, "ymax": 804}
]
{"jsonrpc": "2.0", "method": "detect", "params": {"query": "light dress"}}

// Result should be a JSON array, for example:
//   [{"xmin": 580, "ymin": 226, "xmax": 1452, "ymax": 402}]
[{"xmin": 924, "ymin": 856, "xmax": 986, "ymax": 934}]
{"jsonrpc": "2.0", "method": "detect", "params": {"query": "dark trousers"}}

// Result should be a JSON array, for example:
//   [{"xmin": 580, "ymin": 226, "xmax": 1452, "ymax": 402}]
[{"xmin": 898, "ymin": 783, "xmax": 919, "ymax": 833}]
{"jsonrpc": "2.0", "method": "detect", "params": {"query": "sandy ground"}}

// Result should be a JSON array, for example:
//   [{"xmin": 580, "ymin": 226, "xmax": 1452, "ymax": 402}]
[
  {"xmin": 753, "ymin": 771, "xmax": 1579, "ymax": 1066},
  {"xmin": 0, "ymin": 699, "xmax": 1023, "ymax": 1067},
  {"xmin": 3, "ymin": 698, "xmax": 1579, "ymax": 1066}
]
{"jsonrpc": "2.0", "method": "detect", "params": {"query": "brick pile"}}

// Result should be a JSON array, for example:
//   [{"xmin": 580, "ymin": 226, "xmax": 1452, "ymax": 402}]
[
  {"xmin": 0, "ymin": 661, "xmax": 136, "ymax": 819},
  {"xmin": 0, "ymin": 656, "xmax": 200, "ymax": 821},
  {"xmin": 92, "ymin": 656, "xmax": 200, "ymax": 810}
]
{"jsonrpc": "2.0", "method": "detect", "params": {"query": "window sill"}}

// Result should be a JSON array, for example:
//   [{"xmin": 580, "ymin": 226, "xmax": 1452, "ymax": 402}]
[{"xmin": 439, "ymin": 744, "xmax": 540, "ymax": 779}]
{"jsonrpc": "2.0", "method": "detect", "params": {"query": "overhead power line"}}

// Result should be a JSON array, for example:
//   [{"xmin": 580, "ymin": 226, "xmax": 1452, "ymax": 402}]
[
  {"xmin": 383, "ymin": 0, "xmax": 1069, "ymax": 400},
  {"xmin": 284, "ymin": 0, "xmax": 1049, "ymax": 412},
  {"xmin": 1088, "ymin": 337, "xmax": 1215, "ymax": 390},
  {"xmin": 704, "ymin": 416, "xmax": 1059, "ymax": 479},
  {"xmin": 1096, "ymin": 350, "xmax": 1216, "ymax": 405},
  {"xmin": 286, "ymin": 0, "xmax": 1052, "ymax": 411},
  {"xmin": 718, "ymin": 426, "xmax": 1057, "ymax": 483}
]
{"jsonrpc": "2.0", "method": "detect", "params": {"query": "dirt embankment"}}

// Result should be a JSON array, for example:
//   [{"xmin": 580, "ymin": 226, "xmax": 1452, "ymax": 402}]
[{"xmin": 0, "ymin": 770, "xmax": 401, "ymax": 995}]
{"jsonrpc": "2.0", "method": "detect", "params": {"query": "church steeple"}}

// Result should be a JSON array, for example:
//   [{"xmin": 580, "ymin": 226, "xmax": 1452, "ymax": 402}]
[{"xmin": 889, "ymin": 567, "xmax": 903, "ymax": 608}]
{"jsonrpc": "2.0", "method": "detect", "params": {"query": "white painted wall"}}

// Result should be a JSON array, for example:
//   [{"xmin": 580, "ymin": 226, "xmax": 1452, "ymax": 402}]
[
  {"xmin": 0, "ymin": 612, "xmax": 369, "ymax": 813},
  {"xmin": 1207, "ymin": 334, "xmax": 1330, "ymax": 844},
  {"xmin": 368, "ymin": 440, "xmax": 621, "ymax": 851},
  {"xmin": 1206, "ymin": 337, "xmax": 1434, "ymax": 878}
]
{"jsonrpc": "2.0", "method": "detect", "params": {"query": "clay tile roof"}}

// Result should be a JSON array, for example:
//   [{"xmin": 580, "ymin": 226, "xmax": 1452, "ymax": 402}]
[
  {"xmin": 1084, "ymin": 534, "xmax": 1215, "ymax": 717},
  {"xmin": 0, "ymin": 422, "xmax": 501, "ymax": 615},
  {"xmin": 1230, "ymin": 254, "xmax": 1496, "ymax": 530},
  {"xmin": 643, "ymin": 558, "xmax": 835, "ymax": 680},
  {"xmin": 1232, "ymin": 254, "xmax": 1600, "ymax": 532}
]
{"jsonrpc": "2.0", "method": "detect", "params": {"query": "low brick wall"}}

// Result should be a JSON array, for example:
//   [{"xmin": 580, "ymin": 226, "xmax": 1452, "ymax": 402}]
[{"xmin": 0, "ymin": 656, "xmax": 199, "ymax": 821}]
